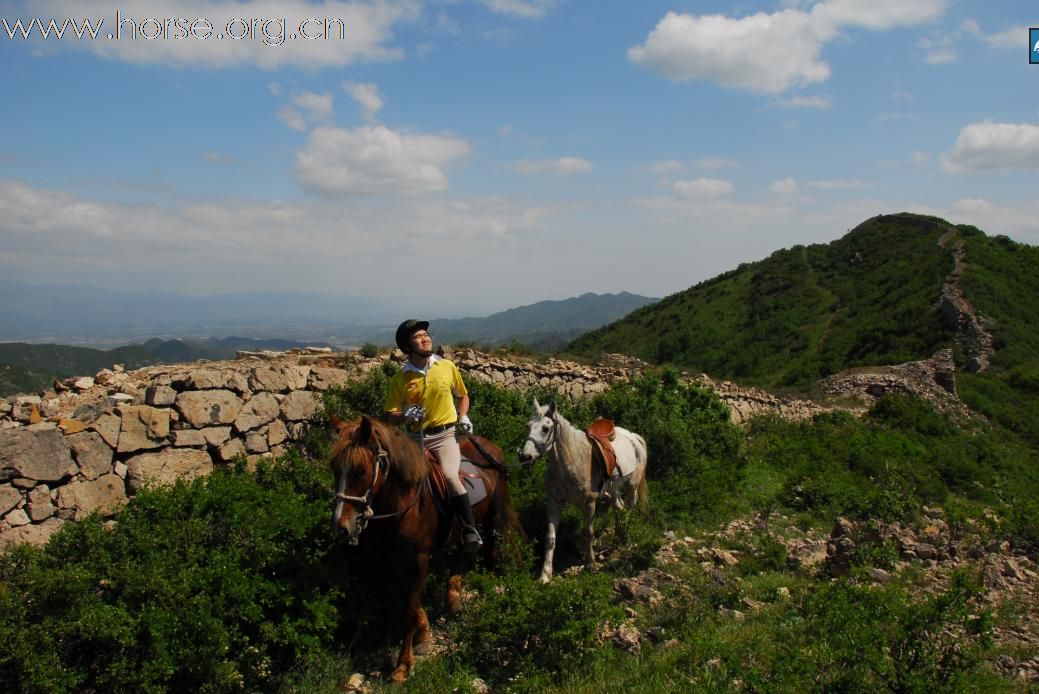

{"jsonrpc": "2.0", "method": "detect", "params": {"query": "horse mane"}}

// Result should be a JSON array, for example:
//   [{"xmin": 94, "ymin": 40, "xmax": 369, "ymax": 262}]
[{"xmin": 331, "ymin": 417, "xmax": 430, "ymax": 487}]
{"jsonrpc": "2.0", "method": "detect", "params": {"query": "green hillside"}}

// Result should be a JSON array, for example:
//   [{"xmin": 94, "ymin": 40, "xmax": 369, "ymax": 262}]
[
  {"xmin": 0, "ymin": 337, "xmax": 334, "ymax": 397},
  {"xmin": 956, "ymin": 229, "xmax": 1039, "ymax": 446},
  {"xmin": 570, "ymin": 213, "xmax": 963, "ymax": 388},
  {"xmin": 0, "ymin": 343, "xmax": 158, "ymax": 396}
]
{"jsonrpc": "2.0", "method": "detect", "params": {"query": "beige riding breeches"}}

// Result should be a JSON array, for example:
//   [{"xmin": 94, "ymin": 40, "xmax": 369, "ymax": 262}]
[{"xmin": 423, "ymin": 427, "xmax": 466, "ymax": 496}]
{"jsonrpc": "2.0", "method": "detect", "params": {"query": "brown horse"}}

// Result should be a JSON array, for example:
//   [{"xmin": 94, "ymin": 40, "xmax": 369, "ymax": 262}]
[{"xmin": 329, "ymin": 415, "xmax": 523, "ymax": 683}]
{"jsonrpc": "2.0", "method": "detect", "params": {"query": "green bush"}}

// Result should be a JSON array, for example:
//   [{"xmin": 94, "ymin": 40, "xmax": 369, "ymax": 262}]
[
  {"xmin": 0, "ymin": 455, "xmax": 342, "ymax": 693},
  {"xmin": 458, "ymin": 569, "xmax": 623, "ymax": 683}
]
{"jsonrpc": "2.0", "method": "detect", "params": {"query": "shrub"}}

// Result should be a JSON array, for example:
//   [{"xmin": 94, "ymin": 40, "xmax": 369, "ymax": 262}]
[
  {"xmin": 0, "ymin": 455, "xmax": 342, "ymax": 693},
  {"xmin": 457, "ymin": 570, "xmax": 623, "ymax": 683}
]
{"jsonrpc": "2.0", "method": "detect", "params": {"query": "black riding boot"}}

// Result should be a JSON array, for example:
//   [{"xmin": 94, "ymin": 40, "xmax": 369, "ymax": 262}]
[{"xmin": 451, "ymin": 493, "xmax": 483, "ymax": 552}]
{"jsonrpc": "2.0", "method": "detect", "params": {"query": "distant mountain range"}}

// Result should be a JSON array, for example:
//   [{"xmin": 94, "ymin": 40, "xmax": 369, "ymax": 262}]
[
  {"xmin": 0, "ymin": 291, "xmax": 658, "ymax": 396},
  {"xmin": 0, "ymin": 281, "xmax": 393, "ymax": 345},
  {"xmin": 0, "ymin": 337, "xmax": 335, "ymax": 397},
  {"xmin": 369, "ymin": 292, "xmax": 659, "ymax": 351}
]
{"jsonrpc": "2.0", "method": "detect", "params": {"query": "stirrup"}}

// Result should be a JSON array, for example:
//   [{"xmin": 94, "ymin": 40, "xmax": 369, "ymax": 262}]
[{"xmin": 462, "ymin": 524, "xmax": 483, "ymax": 551}]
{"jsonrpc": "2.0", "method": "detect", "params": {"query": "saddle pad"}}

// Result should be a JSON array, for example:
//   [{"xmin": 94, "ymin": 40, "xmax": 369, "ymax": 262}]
[
  {"xmin": 459, "ymin": 459, "xmax": 488, "ymax": 505},
  {"xmin": 428, "ymin": 456, "xmax": 488, "ymax": 506}
]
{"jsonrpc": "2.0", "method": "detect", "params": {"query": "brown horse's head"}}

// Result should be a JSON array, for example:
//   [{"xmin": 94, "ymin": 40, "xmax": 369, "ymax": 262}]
[{"xmin": 329, "ymin": 415, "xmax": 430, "ymax": 543}]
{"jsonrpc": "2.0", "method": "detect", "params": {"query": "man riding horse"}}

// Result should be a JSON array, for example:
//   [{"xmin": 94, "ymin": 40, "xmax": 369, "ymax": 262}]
[{"xmin": 383, "ymin": 319, "xmax": 482, "ymax": 551}]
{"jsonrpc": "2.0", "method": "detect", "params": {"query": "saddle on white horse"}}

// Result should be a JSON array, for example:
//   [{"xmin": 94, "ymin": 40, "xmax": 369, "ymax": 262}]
[{"xmin": 586, "ymin": 419, "xmax": 636, "ymax": 485}]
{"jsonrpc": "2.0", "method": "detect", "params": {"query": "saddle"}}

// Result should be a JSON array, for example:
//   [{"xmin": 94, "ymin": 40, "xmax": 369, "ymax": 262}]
[
  {"xmin": 426, "ymin": 448, "xmax": 489, "ymax": 506},
  {"xmin": 586, "ymin": 418, "xmax": 618, "ymax": 479}
]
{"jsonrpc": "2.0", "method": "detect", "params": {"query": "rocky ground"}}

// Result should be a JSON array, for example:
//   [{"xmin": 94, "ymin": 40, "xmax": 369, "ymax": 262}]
[{"xmin": 344, "ymin": 508, "xmax": 1038, "ymax": 692}]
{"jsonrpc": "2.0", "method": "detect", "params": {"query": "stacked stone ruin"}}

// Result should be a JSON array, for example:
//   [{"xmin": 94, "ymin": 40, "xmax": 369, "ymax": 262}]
[{"xmin": 1, "ymin": 345, "xmax": 971, "ymax": 550}]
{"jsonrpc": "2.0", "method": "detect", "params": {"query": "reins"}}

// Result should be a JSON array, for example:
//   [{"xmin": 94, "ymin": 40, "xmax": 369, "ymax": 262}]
[{"xmin": 334, "ymin": 443, "xmax": 427, "ymax": 544}]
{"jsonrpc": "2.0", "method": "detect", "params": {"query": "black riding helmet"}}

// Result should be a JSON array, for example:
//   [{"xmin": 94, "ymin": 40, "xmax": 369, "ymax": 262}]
[{"xmin": 395, "ymin": 319, "xmax": 429, "ymax": 353}]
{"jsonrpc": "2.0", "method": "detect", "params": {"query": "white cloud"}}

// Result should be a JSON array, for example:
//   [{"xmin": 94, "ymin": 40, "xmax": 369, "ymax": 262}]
[
  {"xmin": 22, "ymin": 0, "xmax": 420, "ymax": 68},
  {"xmin": 810, "ymin": 0, "xmax": 947, "ymax": 32},
  {"xmin": 924, "ymin": 49, "xmax": 956, "ymax": 64},
  {"xmin": 770, "ymin": 177, "xmax": 799, "ymax": 195},
  {"xmin": 649, "ymin": 160, "xmax": 685, "ymax": 176},
  {"xmin": 918, "ymin": 36, "xmax": 956, "ymax": 64},
  {"xmin": 628, "ymin": 0, "xmax": 946, "ymax": 94},
  {"xmin": 628, "ymin": 10, "xmax": 832, "ymax": 94},
  {"xmin": 952, "ymin": 197, "xmax": 992, "ymax": 212},
  {"xmin": 910, "ymin": 151, "xmax": 931, "ymax": 167},
  {"xmin": 477, "ymin": 0, "xmax": 558, "ymax": 19},
  {"xmin": 672, "ymin": 177, "xmax": 733, "ymax": 199},
  {"xmin": 295, "ymin": 125, "xmax": 471, "ymax": 196},
  {"xmin": 774, "ymin": 95, "xmax": 832, "ymax": 109},
  {"xmin": 809, "ymin": 179, "xmax": 866, "ymax": 189},
  {"xmin": 267, "ymin": 82, "xmax": 282, "ymax": 96},
  {"xmin": 277, "ymin": 106, "xmax": 306, "ymax": 132},
  {"xmin": 696, "ymin": 157, "xmax": 741, "ymax": 170},
  {"xmin": 962, "ymin": 19, "xmax": 1025, "ymax": 48},
  {"xmin": 944, "ymin": 121, "xmax": 1039, "ymax": 172},
  {"xmin": 202, "ymin": 151, "xmax": 230, "ymax": 163},
  {"xmin": 514, "ymin": 157, "xmax": 595, "ymax": 176},
  {"xmin": 292, "ymin": 91, "xmax": 334, "ymax": 122},
  {"xmin": 0, "ymin": 178, "xmax": 548, "ymax": 299},
  {"xmin": 343, "ymin": 82, "xmax": 383, "ymax": 123}
]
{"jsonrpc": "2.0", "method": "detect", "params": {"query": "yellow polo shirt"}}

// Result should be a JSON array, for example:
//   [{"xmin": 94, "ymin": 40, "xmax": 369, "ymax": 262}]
[{"xmin": 384, "ymin": 355, "xmax": 468, "ymax": 430}]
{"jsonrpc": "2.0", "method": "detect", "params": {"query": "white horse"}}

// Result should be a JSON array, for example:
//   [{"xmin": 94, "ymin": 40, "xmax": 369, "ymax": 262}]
[{"xmin": 518, "ymin": 398, "xmax": 648, "ymax": 582}]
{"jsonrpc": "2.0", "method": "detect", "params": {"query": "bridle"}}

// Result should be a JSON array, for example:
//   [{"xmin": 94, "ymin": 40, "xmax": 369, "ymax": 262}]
[
  {"xmin": 333, "ymin": 443, "xmax": 422, "ymax": 544},
  {"xmin": 521, "ymin": 413, "xmax": 557, "ymax": 461}
]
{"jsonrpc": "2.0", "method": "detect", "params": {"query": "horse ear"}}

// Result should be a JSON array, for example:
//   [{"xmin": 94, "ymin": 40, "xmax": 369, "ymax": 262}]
[
  {"xmin": 546, "ymin": 401, "xmax": 556, "ymax": 417},
  {"xmin": 532, "ymin": 397, "xmax": 541, "ymax": 413},
  {"xmin": 330, "ymin": 414, "xmax": 348, "ymax": 432},
  {"xmin": 359, "ymin": 416, "xmax": 373, "ymax": 442}
]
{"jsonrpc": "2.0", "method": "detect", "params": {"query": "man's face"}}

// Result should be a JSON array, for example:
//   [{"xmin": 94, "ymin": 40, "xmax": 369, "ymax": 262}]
[{"xmin": 409, "ymin": 330, "xmax": 432, "ymax": 355}]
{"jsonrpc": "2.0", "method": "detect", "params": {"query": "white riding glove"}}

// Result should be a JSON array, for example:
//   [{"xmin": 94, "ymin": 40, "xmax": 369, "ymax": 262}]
[
  {"xmin": 458, "ymin": 415, "xmax": 473, "ymax": 434},
  {"xmin": 403, "ymin": 405, "xmax": 425, "ymax": 424}
]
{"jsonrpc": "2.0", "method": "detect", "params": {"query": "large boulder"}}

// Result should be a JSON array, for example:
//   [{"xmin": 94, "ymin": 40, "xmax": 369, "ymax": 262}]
[
  {"xmin": 0, "ymin": 426, "xmax": 76, "ymax": 483},
  {"xmin": 91, "ymin": 413, "xmax": 121, "ymax": 448},
  {"xmin": 55, "ymin": 474, "xmax": 127, "ymax": 520},
  {"xmin": 66, "ymin": 431, "xmax": 114, "ymax": 480},
  {"xmin": 184, "ymin": 369, "xmax": 249, "ymax": 394},
  {"xmin": 249, "ymin": 367, "xmax": 289, "ymax": 393},
  {"xmin": 0, "ymin": 517, "xmax": 65, "ymax": 551},
  {"xmin": 280, "ymin": 391, "xmax": 319, "ymax": 422},
  {"xmin": 125, "ymin": 449, "xmax": 214, "ymax": 492},
  {"xmin": 0, "ymin": 485, "xmax": 22, "ymax": 515},
  {"xmin": 308, "ymin": 368, "xmax": 350, "ymax": 391},
  {"xmin": 234, "ymin": 392, "xmax": 280, "ymax": 432},
  {"xmin": 116, "ymin": 406, "xmax": 171, "ymax": 453},
  {"xmin": 176, "ymin": 390, "xmax": 244, "ymax": 427}
]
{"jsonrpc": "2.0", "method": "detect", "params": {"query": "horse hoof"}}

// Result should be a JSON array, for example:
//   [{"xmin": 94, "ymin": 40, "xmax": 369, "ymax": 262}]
[
  {"xmin": 414, "ymin": 639, "xmax": 431, "ymax": 656},
  {"xmin": 390, "ymin": 666, "xmax": 409, "ymax": 684},
  {"xmin": 539, "ymin": 573, "xmax": 551, "ymax": 584},
  {"xmin": 447, "ymin": 599, "xmax": 463, "ymax": 616}
]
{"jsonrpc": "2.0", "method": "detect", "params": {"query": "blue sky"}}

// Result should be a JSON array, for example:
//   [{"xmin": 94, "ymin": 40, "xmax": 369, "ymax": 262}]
[{"xmin": 1, "ymin": 0, "xmax": 1037, "ymax": 316}]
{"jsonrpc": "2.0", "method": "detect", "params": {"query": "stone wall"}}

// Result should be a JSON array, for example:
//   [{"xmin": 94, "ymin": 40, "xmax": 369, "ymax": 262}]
[
  {"xmin": 0, "ymin": 344, "xmax": 973, "ymax": 549},
  {"xmin": 0, "ymin": 348, "xmax": 348, "ymax": 550}
]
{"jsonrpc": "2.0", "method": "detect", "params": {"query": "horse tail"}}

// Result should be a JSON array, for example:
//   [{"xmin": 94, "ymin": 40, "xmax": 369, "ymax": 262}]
[
  {"xmin": 633, "ymin": 433, "xmax": 649, "ymax": 514},
  {"xmin": 636, "ymin": 472, "xmax": 650, "ymax": 513}
]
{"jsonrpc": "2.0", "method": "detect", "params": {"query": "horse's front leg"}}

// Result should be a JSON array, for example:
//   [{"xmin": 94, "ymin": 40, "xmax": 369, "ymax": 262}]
[
  {"xmin": 390, "ymin": 551, "xmax": 430, "ymax": 683},
  {"xmin": 446, "ymin": 550, "xmax": 466, "ymax": 615},
  {"xmin": 540, "ymin": 496, "xmax": 562, "ymax": 583},
  {"xmin": 582, "ymin": 497, "xmax": 597, "ymax": 566}
]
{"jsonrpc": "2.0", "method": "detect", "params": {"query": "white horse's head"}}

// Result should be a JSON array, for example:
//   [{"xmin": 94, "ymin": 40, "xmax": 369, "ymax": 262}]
[{"xmin": 518, "ymin": 397, "xmax": 557, "ymax": 464}]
